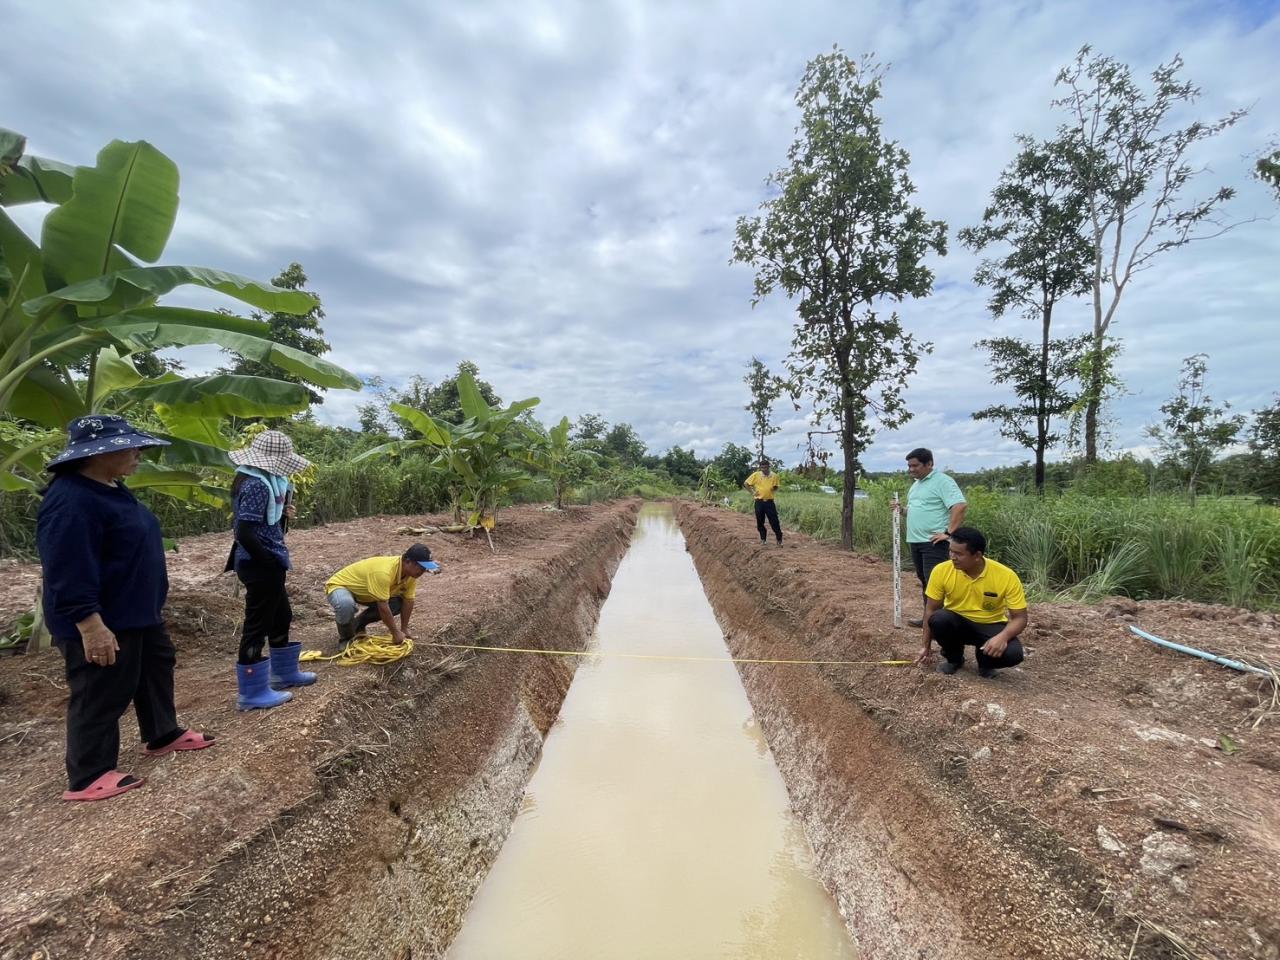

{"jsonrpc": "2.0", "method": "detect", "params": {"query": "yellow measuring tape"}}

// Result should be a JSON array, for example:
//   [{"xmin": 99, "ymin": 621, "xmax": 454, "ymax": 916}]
[
  {"xmin": 299, "ymin": 635, "xmax": 912, "ymax": 668},
  {"xmin": 422, "ymin": 640, "xmax": 912, "ymax": 667}
]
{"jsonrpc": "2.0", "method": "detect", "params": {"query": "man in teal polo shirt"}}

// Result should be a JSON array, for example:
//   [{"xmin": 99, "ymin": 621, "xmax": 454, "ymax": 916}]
[{"xmin": 894, "ymin": 447, "xmax": 967, "ymax": 627}]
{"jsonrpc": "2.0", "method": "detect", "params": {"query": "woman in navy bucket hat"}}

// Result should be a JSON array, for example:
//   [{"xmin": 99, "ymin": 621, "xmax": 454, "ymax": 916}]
[
  {"xmin": 225, "ymin": 430, "xmax": 314, "ymax": 709},
  {"xmin": 36, "ymin": 415, "xmax": 215, "ymax": 801}
]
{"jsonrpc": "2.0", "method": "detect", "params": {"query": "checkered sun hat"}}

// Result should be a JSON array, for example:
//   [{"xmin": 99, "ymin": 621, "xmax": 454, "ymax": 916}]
[
  {"xmin": 46, "ymin": 414, "xmax": 170, "ymax": 470},
  {"xmin": 228, "ymin": 430, "xmax": 311, "ymax": 476}
]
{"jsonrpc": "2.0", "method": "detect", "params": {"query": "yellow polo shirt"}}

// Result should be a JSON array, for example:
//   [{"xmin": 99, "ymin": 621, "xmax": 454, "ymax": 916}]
[
  {"xmin": 925, "ymin": 557, "xmax": 1027, "ymax": 625},
  {"xmin": 325, "ymin": 556, "xmax": 418, "ymax": 604},
  {"xmin": 744, "ymin": 471, "xmax": 780, "ymax": 501}
]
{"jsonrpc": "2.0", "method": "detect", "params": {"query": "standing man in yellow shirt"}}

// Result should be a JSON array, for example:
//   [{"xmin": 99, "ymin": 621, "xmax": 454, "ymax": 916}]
[
  {"xmin": 324, "ymin": 543, "xmax": 440, "ymax": 645},
  {"xmin": 914, "ymin": 527, "xmax": 1028, "ymax": 679},
  {"xmin": 743, "ymin": 458, "xmax": 782, "ymax": 546}
]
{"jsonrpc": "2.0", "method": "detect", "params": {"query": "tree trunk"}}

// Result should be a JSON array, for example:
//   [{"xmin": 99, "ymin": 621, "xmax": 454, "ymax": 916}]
[
  {"xmin": 1084, "ymin": 331, "xmax": 1104, "ymax": 463},
  {"xmin": 840, "ymin": 386, "xmax": 858, "ymax": 551},
  {"xmin": 1036, "ymin": 302, "xmax": 1051, "ymax": 494}
]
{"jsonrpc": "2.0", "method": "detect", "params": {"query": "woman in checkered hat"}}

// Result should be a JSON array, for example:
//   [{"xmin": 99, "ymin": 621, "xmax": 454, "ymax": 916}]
[
  {"xmin": 36, "ymin": 415, "xmax": 215, "ymax": 802},
  {"xmin": 226, "ymin": 430, "xmax": 315, "ymax": 709}
]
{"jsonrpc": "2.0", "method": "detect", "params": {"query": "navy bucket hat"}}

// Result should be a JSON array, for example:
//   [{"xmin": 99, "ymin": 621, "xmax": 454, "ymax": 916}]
[{"xmin": 45, "ymin": 414, "xmax": 170, "ymax": 471}]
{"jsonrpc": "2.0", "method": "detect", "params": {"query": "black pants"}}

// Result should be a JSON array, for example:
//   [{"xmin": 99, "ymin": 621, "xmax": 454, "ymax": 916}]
[
  {"xmin": 929, "ymin": 610, "xmax": 1025, "ymax": 671},
  {"xmin": 354, "ymin": 597, "xmax": 402, "ymax": 632},
  {"xmin": 909, "ymin": 540, "xmax": 950, "ymax": 610},
  {"xmin": 754, "ymin": 499, "xmax": 782, "ymax": 543},
  {"xmin": 56, "ymin": 625, "xmax": 179, "ymax": 791},
  {"xmin": 237, "ymin": 560, "xmax": 292, "ymax": 664}
]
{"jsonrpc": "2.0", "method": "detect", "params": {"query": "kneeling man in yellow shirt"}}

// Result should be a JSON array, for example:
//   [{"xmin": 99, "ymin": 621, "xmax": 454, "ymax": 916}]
[
  {"xmin": 914, "ymin": 527, "xmax": 1028, "ymax": 679},
  {"xmin": 325, "ymin": 543, "xmax": 440, "ymax": 646}
]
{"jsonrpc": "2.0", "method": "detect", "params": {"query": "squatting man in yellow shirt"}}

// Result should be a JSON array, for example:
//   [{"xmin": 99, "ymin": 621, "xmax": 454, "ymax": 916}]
[
  {"xmin": 324, "ymin": 543, "xmax": 440, "ymax": 646},
  {"xmin": 743, "ymin": 457, "xmax": 783, "ymax": 546},
  {"xmin": 914, "ymin": 527, "xmax": 1028, "ymax": 679}
]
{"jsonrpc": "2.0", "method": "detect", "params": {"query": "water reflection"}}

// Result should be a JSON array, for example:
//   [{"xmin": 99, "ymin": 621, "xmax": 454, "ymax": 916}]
[{"xmin": 446, "ymin": 504, "xmax": 858, "ymax": 959}]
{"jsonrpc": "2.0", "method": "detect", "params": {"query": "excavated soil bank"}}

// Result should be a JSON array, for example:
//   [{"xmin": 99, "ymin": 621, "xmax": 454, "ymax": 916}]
[
  {"xmin": 678, "ymin": 502, "xmax": 1280, "ymax": 960},
  {"xmin": 0, "ymin": 502, "xmax": 637, "ymax": 960}
]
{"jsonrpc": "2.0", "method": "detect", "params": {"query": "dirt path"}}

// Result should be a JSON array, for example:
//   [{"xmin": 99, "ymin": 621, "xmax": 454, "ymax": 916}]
[
  {"xmin": 0, "ymin": 502, "xmax": 637, "ymax": 960},
  {"xmin": 678, "ymin": 502, "xmax": 1280, "ymax": 960}
]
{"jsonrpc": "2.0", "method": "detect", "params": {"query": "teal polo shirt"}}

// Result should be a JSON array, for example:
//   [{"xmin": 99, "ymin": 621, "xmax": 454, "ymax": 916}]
[{"xmin": 906, "ymin": 469, "xmax": 965, "ymax": 543}]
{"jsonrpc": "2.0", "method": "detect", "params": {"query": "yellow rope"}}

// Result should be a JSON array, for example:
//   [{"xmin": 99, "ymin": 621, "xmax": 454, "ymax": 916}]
[
  {"xmin": 299, "ymin": 633, "xmax": 414, "ymax": 666},
  {"xmin": 423, "ymin": 640, "xmax": 912, "ymax": 668}
]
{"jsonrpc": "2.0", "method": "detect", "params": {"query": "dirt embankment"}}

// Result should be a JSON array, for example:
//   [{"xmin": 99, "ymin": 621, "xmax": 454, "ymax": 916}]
[
  {"xmin": 0, "ymin": 501, "xmax": 637, "ymax": 960},
  {"xmin": 677, "ymin": 502, "xmax": 1280, "ymax": 960}
]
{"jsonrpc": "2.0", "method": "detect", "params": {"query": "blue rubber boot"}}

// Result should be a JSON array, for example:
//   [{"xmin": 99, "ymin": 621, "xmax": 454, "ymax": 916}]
[
  {"xmin": 268, "ymin": 642, "xmax": 317, "ymax": 689},
  {"xmin": 236, "ymin": 661, "xmax": 293, "ymax": 710}
]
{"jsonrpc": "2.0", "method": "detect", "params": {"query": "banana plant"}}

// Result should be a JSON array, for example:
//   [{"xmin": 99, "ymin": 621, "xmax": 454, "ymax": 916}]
[
  {"xmin": 521, "ymin": 416, "xmax": 598, "ymax": 509},
  {"xmin": 0, "ymin": 129, "xmax": 360, "ymax": 493},
  {"xmin": 354, "ymin": 371, "xmax": 538, "ymax": 546}
]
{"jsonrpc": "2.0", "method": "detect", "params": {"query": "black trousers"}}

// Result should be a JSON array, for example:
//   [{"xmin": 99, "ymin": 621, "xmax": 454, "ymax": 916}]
[
  {"xmin": 909, "ymin": 540, "xmax": 950, "ymax": 610},
  {"xmin": 754, "ymin": 499, "xmax": 782, "ymax": 542},
  {"xmin": 354, "ymin": 596, "xmax": 402, "ymax": 631},
  {"xmin": 237, "ymin": 560, "xmax": 292, "ymax": 664},
  {"xmin": 56, "ymin": 625, "xmax": 179, "ymax": 791},
  {"xmin": 929, "ymin": 610, "xmax": 1025, "ymax": 671}
]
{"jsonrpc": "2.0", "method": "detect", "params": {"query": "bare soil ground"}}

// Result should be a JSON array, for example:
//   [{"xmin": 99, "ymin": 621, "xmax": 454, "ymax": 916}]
[
  {"xmin": 678, "ymin": 502, "xmax": 1280, "ymax": 960},
  {"xmin": 0, "ymin": 502, "xmax": 637, "ymax": 960}
]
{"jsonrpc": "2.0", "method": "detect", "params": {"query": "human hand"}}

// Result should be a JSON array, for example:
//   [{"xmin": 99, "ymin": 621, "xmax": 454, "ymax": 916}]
[
  {"xmin": 81, "ymin": 622, "xmax": 119, "ymax": 667},
  {"xmin": 284, "ymin": 502, "xmax": 297, "ymax": 521},
  {"xmin": 929, "ymin": 531, "xmax": 950, "ymax": 544},
  {"xmin": 981, "ymin": 634, "xmax": 1008, "ymax": 658},
  {"xmin": 914, "ymin": 644, "xmax": 934, "ymax": 667}
]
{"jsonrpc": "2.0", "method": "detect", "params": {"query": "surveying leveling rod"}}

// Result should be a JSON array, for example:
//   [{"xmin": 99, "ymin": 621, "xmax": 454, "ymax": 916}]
[{"xmin": 892, "ymin": 491, "xmax": 902, "ymax": 629}]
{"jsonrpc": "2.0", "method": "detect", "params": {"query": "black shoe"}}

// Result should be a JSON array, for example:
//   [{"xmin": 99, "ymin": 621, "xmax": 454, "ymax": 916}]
[
  {"xmin": 937, "ymin": 660, "xmax": 962, "ymax": 675},
  {"xmin": 907, "ymin": 617, "xmax": 924, "ymax": 628},
  {"xmin": 978, "ymin": 667, "xmax": 998, "ymax": 679}
]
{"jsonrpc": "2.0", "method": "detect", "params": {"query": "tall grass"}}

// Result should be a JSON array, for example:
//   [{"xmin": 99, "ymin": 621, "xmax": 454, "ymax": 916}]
[{"xmin": 728, "ymin": 488, "xmax": 1280, "ymax": 610}]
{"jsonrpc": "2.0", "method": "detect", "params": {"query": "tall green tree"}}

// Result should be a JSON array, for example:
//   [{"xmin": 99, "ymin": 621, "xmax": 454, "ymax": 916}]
[
  {"xmin": 1053, "ymin": 46, "xmax": 1246, "ymax": 463},
  {"xmin": 1247, "ymin": 395, "xmax": 1280, "ymax": 503},
  {"xmin": 601, "ymin": 422, "xmax": 646, "ymax": 466},
  {"xmin": 959, "ymin": 137, "xmax": 1093, "ymax": 491},
  {"xmin": 661, "ymin": 445, "xmax": 703, "ymax": 486},
  {"xmin": 712, "ymin": 441, "xmax": 754, "ymax": 487},
  {"xmin": 743, "ymin": 357, "xmax": 783, "ymax": 459},
  {"xmin": 971, "ymin": 334, "xmax": 1093, "ymax": 483},
  {"xmin": 732, "ymin": 50, "xmax": 947, "ymax": 549},
  {"xmin": 1144, "ymin": 354, "xmax": 1244, "ymax": 501},
  {"xmin": 220, "ymin": 262, "xmax": 331, "ymax": 404}
]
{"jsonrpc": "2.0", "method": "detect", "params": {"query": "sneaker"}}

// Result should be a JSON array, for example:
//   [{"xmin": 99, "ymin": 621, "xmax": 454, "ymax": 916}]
[
  {"xmin": 907, "ymin": 617, "xmax": 924, "ymax": 628},
  {"xmin": 936, "ymin": 660, "xmax": 962, "ymax": 675},
  {"xmin": 978, "ymin": 667, "xmax": 998, "ymax": 679}
]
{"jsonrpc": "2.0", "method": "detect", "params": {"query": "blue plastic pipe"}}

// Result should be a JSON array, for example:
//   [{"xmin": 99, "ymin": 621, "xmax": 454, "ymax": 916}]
[{"xmin": 1129, "ymin": 625, "xmax": 1271, "ymax": 677}]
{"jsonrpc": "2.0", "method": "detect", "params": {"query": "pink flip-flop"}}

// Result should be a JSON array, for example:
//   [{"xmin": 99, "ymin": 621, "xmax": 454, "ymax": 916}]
[
  {"xmin": 144, "ymin": 729, "xmax": 216, "ymax": 757},
  {"xmin": 62, "ymin": 770, "xmax": 146, "ymax": 802}
]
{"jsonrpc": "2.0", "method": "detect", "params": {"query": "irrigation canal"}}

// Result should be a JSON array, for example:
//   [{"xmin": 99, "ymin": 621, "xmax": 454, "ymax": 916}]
[{"xmin": 446, "ymin": 504, "xmax": 858, "ymax": 959}]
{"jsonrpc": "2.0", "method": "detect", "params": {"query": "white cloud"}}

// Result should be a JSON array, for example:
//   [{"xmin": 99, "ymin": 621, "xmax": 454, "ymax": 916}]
[{"xmin": 5, "ymin": 0, "xmax": 1278, "ymax": 471}]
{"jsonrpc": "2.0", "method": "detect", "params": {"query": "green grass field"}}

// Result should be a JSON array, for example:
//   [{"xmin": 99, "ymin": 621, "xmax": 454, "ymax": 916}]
[{"xmin": 729, "ymin": 485, "xmax": 1280, "ymax": 610}]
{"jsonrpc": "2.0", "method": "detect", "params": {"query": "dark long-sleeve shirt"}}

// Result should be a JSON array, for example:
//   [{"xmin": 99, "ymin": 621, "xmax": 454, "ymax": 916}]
[
  {"xmin": 36, "ymin": 472, "xmax": 168, "ymax": 639},
  {"xmin": 231, "ymin": 476, "xmax": 290, "ymax": 571}
]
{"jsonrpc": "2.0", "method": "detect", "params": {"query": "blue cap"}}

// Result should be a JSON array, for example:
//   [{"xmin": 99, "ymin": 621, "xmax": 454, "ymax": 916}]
[{"xmin": 420, "ymin": 561, "xmax": 441, "ymax": 572}]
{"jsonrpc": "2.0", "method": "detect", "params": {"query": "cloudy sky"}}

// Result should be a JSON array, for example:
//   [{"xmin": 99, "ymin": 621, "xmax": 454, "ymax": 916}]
[{"xmin": 6, "ymin": 0, "xmax": 1278, "ymax": 472}]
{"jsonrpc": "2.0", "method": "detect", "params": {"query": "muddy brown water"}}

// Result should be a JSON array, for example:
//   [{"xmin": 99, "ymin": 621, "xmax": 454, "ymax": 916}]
[{"xmin": 446, "ymin": 504, "xmax": 858, "ymax": 959}]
